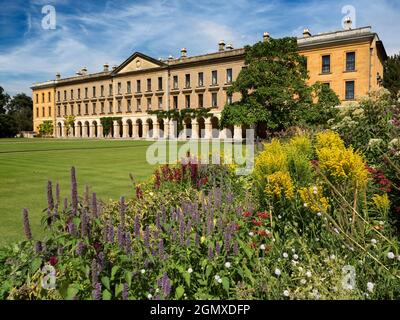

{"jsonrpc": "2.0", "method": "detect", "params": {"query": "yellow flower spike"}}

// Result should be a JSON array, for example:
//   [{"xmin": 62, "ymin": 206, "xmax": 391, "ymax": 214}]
[
  {"xmin": 200, "ymin": 236, "xmax": 206, "ymax": 244},
  {"xmin": 298, "ymin": 186, "xmax": 330, "ymax": 213},
  {"xmin": 264, "ymin": 171, "xmax": 294, "ymax": 199}
]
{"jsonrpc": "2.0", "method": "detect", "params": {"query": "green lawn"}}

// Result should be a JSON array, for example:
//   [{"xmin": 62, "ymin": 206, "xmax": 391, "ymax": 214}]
[{"xmin": 0, "ymin": 138, "xmax": 226, "ymax": 245}]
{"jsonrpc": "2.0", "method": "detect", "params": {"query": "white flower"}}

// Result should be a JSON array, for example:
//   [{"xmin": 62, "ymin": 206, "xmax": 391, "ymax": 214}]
[
  {"xmin": 303, "ymin": 203, "xmax": 308, "ymax": 208},
  {"xmin": 214, "ymin": 275, "xmax": 221, "ymax": 281},
  {"xmin": 330, "ymin": 254, "xmax": 336, "ymax": 260},
  {"xmin": 300, "ymin": 279, "xmax": 307, "ymax": 285},
  {"xmin": 387, "ymin": 252, "xmax": 395, "ymax": 259},
  {"xmin": 274, "ymin": 268, "xmax": 281, "ymax": 276},
  {"xmin": 265, "ymin": 229, "xmax": 271, "ymax": 235},
  {"xmin": 249, "ymin": 232, "xmax": 254, "ymax": 237},
  {"xmin": 149, "ymin": 192, "xmax": 154, "ymax": 196},
  {"xmin": 317, "ymin": 212, "xmax": 322, "ymax": 217},
  {"xmin": 155, "ymin": 288, "xmax": 160, "ymax": 293},
  {"xmin": 291, "ymin": 248, "xmax": 296, "ymax": 253},
  {"xmin": 367, "ymin": 282, "xmax": 374, "ymax": 293},
  {"xmin": 368, "ymin": 139, "xmax": 383, "ymax": 147},
  {"xmin": 306, "ymin": 271, "xmax": 312, "ymax": 278},
  {"xmin": 379, "ymin": 221, "xmax": 384, "ymax": 226},
  {"xmin": 260, "ymin": 244, "xmax": 266, "ymax": 250},
  {"xmin": 187, "ymin": 268, "xmax": 193, "ymax": 274},
  {"xmin": 397, "ymin": 255, "xmax": 400, "ymax": 262},
  {"xmin": 293, "ymin": 254, "xmax": 299, "ymax": 260},
  {"xmin": 334, "ymin": 228, "xmax": 339, "ymax": 234},
  {"xmin": 315, "ymin": 238, "xmax": 320, "ymax": 242},
  {"xmin": 217, "ymin": 278, "xmax": 223, "ymax": 283},
  {"xmin": 147, "ymin": 293, "xmax": 153, "ymax": 299},
  {"xmin": 278, "ymin": 215, "xmax": 282, "ymax": 219},
  {"xmin": 224, "ymin": 262, "xmax": 231, "ymax": 268},
  {"xmin": 283, "ymin": 252, "xmax": 288, "ymax": 258},
  {"xmin": 312, "ymin": 186, "xmax": 318, "ymax": 194},
  {"xmin": 291, "ymin": 260, "xmax": 298, "ymax": 266},
  {"xmin": 283, "ymin": 290, "xmax": 290, "ymax": 297},
  {"xmin": 371, "ymin": 239, "xmax": 377, "ymax": 245},
  {"xmin": 141, "ymin": 269, "xmax": 146, "ymax": 274}
]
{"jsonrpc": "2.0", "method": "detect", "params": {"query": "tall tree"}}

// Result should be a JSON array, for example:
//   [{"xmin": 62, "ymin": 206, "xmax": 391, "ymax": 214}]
[
  {"xmin": 383, "ymin": 53, "xmax": 400, "ymax": 98},
  {"xmin": 220, "ymin": 37, "xmax": 312, "ymax": 132},
  {"xmin": 7, "ymin": 93, "xmax": 33, "ymax": 132},
  {"xmin": 0, "ymin": 86, "xmax": 10, "ymax": 114}
]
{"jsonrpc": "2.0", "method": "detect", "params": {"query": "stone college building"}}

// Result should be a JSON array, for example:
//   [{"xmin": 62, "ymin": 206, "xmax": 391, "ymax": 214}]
[{"xmin": 31, "ymin": 21, "xmax": 387, "ymax": 139}]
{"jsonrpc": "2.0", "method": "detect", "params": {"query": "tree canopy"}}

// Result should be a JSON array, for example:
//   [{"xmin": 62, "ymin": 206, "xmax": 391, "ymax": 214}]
[
  {"xmin": 383, "ymin": 53, "xmax": 400, "ymax": 98},
  {"xmin": 220, "ymin": 37, "xmax": 340, "ymax": 133}
]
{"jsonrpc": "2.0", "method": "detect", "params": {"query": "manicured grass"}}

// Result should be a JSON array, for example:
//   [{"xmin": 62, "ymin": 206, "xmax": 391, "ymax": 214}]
[{"xmin": 0, "ymin": 138, "xmax": 226, "ymax": 245}]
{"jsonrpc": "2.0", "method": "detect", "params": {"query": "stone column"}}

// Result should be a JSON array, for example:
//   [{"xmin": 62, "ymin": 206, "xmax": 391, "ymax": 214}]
[
  {"xmin": 163, "ymin": 121, "xmax": 170, "ymax": 139},
  {"xmin": 82, "ymin": 125, "xmax": 87, "ymax": 138},
  {"xmin": 153, "ymin": 122, "xmax": 160, "ymax": 139},
  {"xmin": 89, "ymin": 125, "xmax": 95, "ymax": 138},
  {"xmin": 192, "ymin": 120, "xmax": 199, "ymax": 139},
  {"xmin": 143, "ymin": 122, "xmax": 149, "ymax": 139},
  {"xmin": 113, "ymin": 121, "xmax": 120, "ymax": 138},
  {"xmin": 132, "ymin": 123, "xmax": 138, "ymax": 139},
  {"xmin": 98, "ymin": 124, "xmax": 103, "ymax": 138},
  {"xmin": 219, "ymin": 128, "xmax": 227, "ymax": 140},
  {"xmin": 233, "ymin": 125, "xmax": 242, "ymax": 141},
  {"xmin": 61, "ymin": 124, "xmax": 66, "ymax": 138},
  {"xmin": 122, "ymin": 123, "xmax": 129, "ymax": 139},
  {"xmin": 204, "ymin": 119, "xmax": 212, "ymax": 139}
]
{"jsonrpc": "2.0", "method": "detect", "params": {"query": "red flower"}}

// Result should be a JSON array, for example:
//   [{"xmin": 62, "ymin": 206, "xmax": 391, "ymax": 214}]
[
  {"xmin": 49, "ymin": 256, "xmax": 58, "ymax": 266},
  {"xmin": 234, "ymin": 223, "xmax": 240, "ymax": 231},
  {"xmin": 250, "ymin": 242, "xmax": 257, "ymax": 249},
  {"xmin": 93, "ymin": 241, "xmax": 102, "ymax": 252},
  {"xmin": 256, "ymin": 212, "xmax": 270, "ymax": 219},
  {"xmin": 243, "ymin": 211, "xmax": 252, "ymax": 218},
  {"xmin": 252, "ymin": 219, "xmax": 262, "ymax": 226},
  {"xmin": 257, "ymin": 230, "xmax": 267, "ymax": 236}
]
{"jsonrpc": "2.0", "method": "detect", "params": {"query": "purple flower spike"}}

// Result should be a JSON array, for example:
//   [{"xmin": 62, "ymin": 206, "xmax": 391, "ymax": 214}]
[
  {"xmin": 81, "ymin": 210, "xmax": 88, "ymax": 237},
  {"xmin": 71, "ymin": 167, "xmax": 78, "ymax": 215},
  {"xmin": 134, "ymin": 215, "xmax": 141, "ymax": 238},
  {"xmin": 155, "ymin": 213, "xmax": 161, "ymax": 229},
  {"xmin": 92, "ymin": 282, "xmax": 102, "ymax": 300},
  {"xmin": 76, "ymin": 242, "xmax": 85, "ymax": 256},
  {"xmin": 122, "ymin": 283, "xmax": 129, "ymax": 300},
  {"xmin": 56, "ymin": 183, "xmax": 60, "ymax": 206},
  {"xmin": 208, "ymin": 246, "xmax": 214, "ymax": 260},
  {"xmin": 125, "ymin": 232, "xmax": 132, "ymax": 255},
  {"xmin": 91, "ymin": 259, "xmax": 98, "ymax": 286},
  {"xmin": 144, "ymin": 226, "xmax": 150, "ymax": 249},
  {"xmin": 63, "ymin": 197, "xmax": 68, "ymax": 211},
  {"xmin": 162, "ymin": 273, "xmax": 171, "ymax": 298},
  {"xmin": 233, "ymin": 241, "xmax": 239, "ymax": 256},
  {"xmin": 47, "ymin": 180, "xmax": 54, "ymax": 211},
  {"xmin": 215, "ymin": 242, "xmax": 221, "ymax": 256},
  {"xmin": 159, "ymin": 238, "xmax": 164, "ymax": 259},
  {"xmin": 22, "ymin": 208, "xmax": 32, "ymax": 240},
  {"xmin": 117, "ymin": 224, "xmax": 125, "ymax": 248},
  {"xmin": 35, "ymin": 241, "xmax": 42, "ymax": 254},
  {"xmin": 119, "ymin": 196, "xmax": 126, "ymax": 227},
  {"xmin": 92, "ymin": 193, "xmax": 98, "ymax": 218}
]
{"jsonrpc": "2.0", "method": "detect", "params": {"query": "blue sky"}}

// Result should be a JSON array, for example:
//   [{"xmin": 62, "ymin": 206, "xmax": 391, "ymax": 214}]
[{"xmin": 1, "ymin": 0, "xmax": 399, "ymax": 96}]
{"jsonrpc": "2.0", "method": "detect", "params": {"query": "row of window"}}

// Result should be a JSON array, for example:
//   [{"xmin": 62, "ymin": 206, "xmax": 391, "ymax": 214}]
[
  {"xmin": 321, "ymin": 80, "xmax": 356, "ymax": 100},
  {"xmin": 36, "ymin": 106, "xmax": 52, "ymax": 118},
  {"xmin": 319, "ymin": 52, "xmax": 356, "ymax": 74},
  {"xmin": 35, "ymin": 92, "xmax": 52, "ymax": 104},
  {"xmin": 53, "ymin": 93, "xmax": 233, "ymax": 117},
  {"xmin": 55, "ymin": 69, "xmax": 233, "ymax": 102}
]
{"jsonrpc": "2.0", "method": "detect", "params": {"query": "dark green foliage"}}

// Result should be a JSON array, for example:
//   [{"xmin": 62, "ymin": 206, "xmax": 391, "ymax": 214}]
[
  {"xmin": 100, "ymin": 117, "xmax": 122, "ymax": 136},
  {"xmin": 221, "ymin": 37, "xmax": 312, "ymax": 131},
  {"xmin": 383, "ymin": 53, "xmax": 400, "ymax": 98},
  {"xmin": 0, "ymin": 114, "xmax": 18, "ymax": 138}
]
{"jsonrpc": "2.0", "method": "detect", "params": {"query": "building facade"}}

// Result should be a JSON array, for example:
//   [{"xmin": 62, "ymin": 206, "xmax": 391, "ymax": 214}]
[{"xmin": 31, "ymin": 24, "xmax": 387, "ymax": 139}]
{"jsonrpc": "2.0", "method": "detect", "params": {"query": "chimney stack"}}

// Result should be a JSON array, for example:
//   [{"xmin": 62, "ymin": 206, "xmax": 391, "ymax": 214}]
[
  {"xmin": 343, "ymin": 17, "xmax": 353, "ymax": 30},
  {"xmin": 226, "ymin": 44, "xmax": 234, "ymax": 50},
  {"xmin": 81, "ymin": 67, "xmax": 88, "ymax": 75},
  {"xmin": 55, "ymin": 73, "xmax": 61, "ymax": 80},
  {"xmin": 303, "ymin": 28, "xmax": 312, "ymax": 38},
  {"xmin": 263, "ymin": 32, "xmax": 270, "ymax": 42},
  {"xmin": 112, "ymin": 65, "xmax": 117, "ymax": 71},
  {"xmin": 168, "ymin": 55, "xmax": 174, "ymax": 60},
  {"xmin": 103, "ymin": 63, "xmax": 109, "ymax": 72},
  {"xmin": 180, "ymin": 48, "xmax": 187, "ymax": 58},
  {"xmin": 218, "ymin": 40, "xmax": 225, "ymax": 51}
]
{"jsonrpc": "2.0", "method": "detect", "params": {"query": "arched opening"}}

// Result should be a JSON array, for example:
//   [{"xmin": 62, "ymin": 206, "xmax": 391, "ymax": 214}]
[
  {"xmin": 211, "ymin": 116, "xmax": 219, "ymax": 139},
  {"xmin": 127, "ymin": 119, "xmax": 133, "ymax": 138},
  {"xmin": 147, "ymin": 119, "xmax": 153, "ymax": 138},
  {"xmin": 158, "ymin": 119, "xmax": 164, "ymax": 138},
  {"xmin": 184, "ymin": 117, "xmax": 192, "ymax": 138},
  {"xmin": 136, "ymin": 119, "xmax": 143, "ymax": 138},
  {"xmin": 118, "ymin": 120, "xmax": 123, "ymax": 138},
  {"xmin": 92, "ymin": 121, "xmax": 98, "ymax": 138},
  {"xmin": 77, "ymin": 122, "xmax": 82, "ymax": 138},
  {"xmin": 226, "ymin": 124, "xmax": 234, "ymax": 139},
  {"xmin": 84, "ymin": 121, "xmax": 90, "ymax": 137},
  {"xmin": 198, "ymin": 117, "xmax": 205, "ymax": 138},
  {"xmin": 58, "ymin": 122, "xmax": 62, "ymax": 137}
]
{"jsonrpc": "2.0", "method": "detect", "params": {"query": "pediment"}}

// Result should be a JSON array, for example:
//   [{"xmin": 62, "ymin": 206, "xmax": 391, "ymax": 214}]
[{"xmin": 112, "ymin": 52, "xmax": 166, "ymax": 74}]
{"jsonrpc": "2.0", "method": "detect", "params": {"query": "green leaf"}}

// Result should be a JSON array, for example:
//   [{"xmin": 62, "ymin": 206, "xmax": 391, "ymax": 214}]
[
  {"xmin": 125, "ymin": 271, "xmax": 133, "ymax": 287},
  {"xmin": 222, "ymin": 277, "xmax": 230, "ymax": 294},
  {"xmin": 30, "ymin": 257, "xmax": 42, "ymax": 273},
  {"xmin": 66, "ymin": 284, "xmax": 80, "ymax": 300},
  {"xmin": 175, "ymin": 286, "xmax": 184, "ymax": 299},
  {"xmin": 102, "ymin": 289, "xmax": 112, "ymax": 300},
  {"xmin": 205, "ymin": 265, "xmax": 212, "ymax": 279},
  {"xmin": 101, "ymin": 276, "xmax": 110, "ymax": 291},
  {"xmin": 111, "ymin": 266, "xmax": 120, "ymax": 280},
  {"xmin": 183, "ymin": 272, "xmax": 190, "ymax": 287},
  {"xmin": 115, "ymin": 283, "xmax": 123, "ymax": 297}
]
